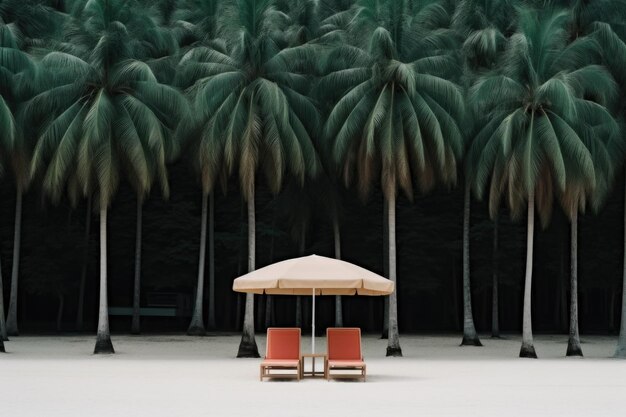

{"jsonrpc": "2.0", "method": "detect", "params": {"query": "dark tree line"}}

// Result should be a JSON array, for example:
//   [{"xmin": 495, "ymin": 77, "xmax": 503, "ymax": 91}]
[{"xmin": 1, "ymin": 0, "xmax": 626, "ymax": 359}]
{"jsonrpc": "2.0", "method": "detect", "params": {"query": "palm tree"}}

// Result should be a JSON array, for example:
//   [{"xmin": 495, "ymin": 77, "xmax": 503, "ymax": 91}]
[
  {"xmin": 454, "ymin": 0, "xmax": 520, "ymax": 346},
  {"xmin": 566, "ymin": 0, "xmax": 626, "ymax": 40},
  {"xmin": 0, "ymin": 259, "xmax": 7, "ymax": 342},
  {"xmin": 130, "ymin": 6, "xmax": 181, "ymax": 334},
  {"xmin": 130, "ymin": 160, "xmax": 175, "ymax": 335},
  {"xmin": 557, "ymin": 0, "xmax": 626, "ymax": 359},
  {"xmin": 0, "ymin": 53, "xmax": 21, "ymax": 341},
  {"xmin": 326, "ymin": 182, "xmax": 344, "ymax": 327},
  {"xmin": 173, "ymin": 0, "xmax": 226, "ymax": 336},
  {"xmin": 562, "ymin": 104, "xmax": 617, "ymax": 357},
  {"xmin": 176, "ymin": 0, "xmax": 319, "ymax": 357},
  {"xmin": 459, "ymin": 181, "xmax": 481, "ymax": 345},
  {"xmin": 0, "ymin": 3, "xmax": 50, "ymax": 337},
  {"xmin": 167, "ymin": 119, "xmax": 217, "ymax": 337},
  {"xmin": 293, "ymin": 0, "xmax": 354, "ymax": 330},
  {"xmin": 453, "ymin": 0, "xmax": 518, "ymax": 69},
  {"xmin": 172, "ymin": 0, "xmax": 221, "ymax": 47},
  {"xmin": 5, "ymin": 171, "xmax": 26, "ymax": 337},
  {"xmin": 129, "ymin": 52, "xmax": 181, "ymax": 336},
  {"xmin": 469, "ymin": 6, "xmax": 609, "ymax": 358},
  {"xmin": 279, "ymin": 3, "xmax": 342, "ymax": 333},
  {"xmin": 323, "ymin": 0, "xmax": 464, "ymax": 356},
  {"xmin": 0, "ymin": 63, "xmax": 23, "ymax": 339},
  {"xmin": 28, "ymin": 0, "xmax": 187, "ymax": 354},
  {"xmin": 183, "ymin": 188, "xmax": 211, "ymax": 336},
  {"xmin": 590, "ymin": 22, "xmax": 626, "ymax": 358}
]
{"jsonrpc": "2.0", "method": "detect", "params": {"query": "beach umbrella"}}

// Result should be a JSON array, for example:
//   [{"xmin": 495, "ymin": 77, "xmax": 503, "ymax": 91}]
[{"xmin": 232, "ymin": 254, "xmax": 394, "ymax": 353}]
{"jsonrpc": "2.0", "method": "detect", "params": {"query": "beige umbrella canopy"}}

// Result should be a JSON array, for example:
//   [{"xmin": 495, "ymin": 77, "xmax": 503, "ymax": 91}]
[
  {"xmin": 232, "ymin": 254, "xmax": 394, "ymax": 296},
  {"xmin": 233, "ymin": 254, "xmax": 394, "ymax": 353}
]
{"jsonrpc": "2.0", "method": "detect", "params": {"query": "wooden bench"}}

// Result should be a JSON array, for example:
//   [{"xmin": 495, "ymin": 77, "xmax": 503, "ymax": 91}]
[{"xmin": 108, "ymin": 307, "xmax": 177, "ymax": 317}]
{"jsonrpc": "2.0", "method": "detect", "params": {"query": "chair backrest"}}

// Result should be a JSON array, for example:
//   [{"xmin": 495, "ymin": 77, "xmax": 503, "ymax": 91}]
[
  {"xmin": 265, "ymin": 328, "xmax": 301, "ymax": 360},
  {"xmin": 327, "ymin": 328, "xmax": 362, "ymax": 360}
]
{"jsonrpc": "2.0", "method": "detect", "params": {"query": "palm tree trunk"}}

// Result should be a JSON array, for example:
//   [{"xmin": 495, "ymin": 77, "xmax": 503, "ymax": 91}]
[
  {"xmin": 567, "ymin": 209, "xmax": 583, "ymax": 356},
  {"xmin": 368, "ymin": 298, "xmax": 376, "ymax": 331},
  {"xmin": 6, "ymin": 189, "xmax": 23, "ymax": 336},
  {"xmin": 520, "ymin": 191, "xmax": 537, "ymax": 358},
  {"xmin": 76, "ymin": 196, "xmax": 92, "ymax": 331},
  {"xmin": 56, "ymin": 292, "xmax": 64, "ymax": 333},
  {"xmin": 559, "ymin": 224, "xmax": 568, "ymax": 332},
  {"xmin": 236, "ymin": 201, "xmax": 245, "ymax": 276},
  {"xmin": 303, "ymin": 297, "xmax": 310, "ymax": 334},
  {"xmin": 264, "ymin": 294, "xmax": 272, "ymax": 329},
  {"xmin": 296, "ymin": 223, "xmax": 305, "ymax": 328},
  {"xmin": 381, "ymin": 200, "xmax": 389, "ymax": 339},
  {"xmin": 461, "ymin": 184, "xmax": 481, "ymax": 346},
  {"xmin": 295, "ymin": 297, "xmax": 302, "ymax": 327},
  {"xmin": 131, "ymin": 198, "xmax": 143, "ymax": 335},
  {"xmin": 0, "ymin": 265, "xmax": 6, "ymax": 342},
  {"xmin": 615, "ymin": 174, "xmax": 626, "ymax": 357},
  {"xmin": 237, "ymin": 184, "xmax": 259, "ymax": 358},
  {"xmin": 255, "ymin": 293, "xmax": 264, "ymax": 330},
  {"xmin": 451, "ymin": 253, "xmax": 460, "ymax": 329},
  {"xmin": 0, "ymin": 237, "xmax": 7, "ymax": 350},
  {"xmin": 265, "ymin": 216, "xmax": 276, "ymax": 330},
  {"xmin": 382, "ymin": 297, "xmax": 389, "ymax": 338},
  {"xmin": 234, "ymin": 202, "xmax": 245, "ymax": 330},
  {"xmin": 554, "ymin": 267, "xmax": 562, "ymax": 330},
  {"xmin": 0, "ymin": 242, "xmax": 8, "ymax": 341},
  {"xmin": 386, "ymin": 194, "xmax": 402, "ymax": 357},
  {"xmin": 235, "ymin": 294, "xmax": 242, "ymax": 331},
  {"xmin": 94, "ymin": 207, "xmax": 114, "ymax": 354},
  {"xmin": 207, "ymin": 192, "xmax": 216, "ymax": 330},
  {"xmin": 492, "ymin": 214, "xmax": 500, "ymax": 338},
  {"xmin": 609, "ymin": 290, "xmax": 617, "ymax": 333},
  {"xmin": 188, "ymin": 192, "xmax": 208, "ymax": 336},
  {"xmin": 333, "ymin": 216, "xmax": 343, "ymax": 327}
]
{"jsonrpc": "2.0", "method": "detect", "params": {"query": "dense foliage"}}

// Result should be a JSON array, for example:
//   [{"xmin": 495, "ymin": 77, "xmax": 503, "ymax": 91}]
[{"xmin": 1, "ymin": 0, "xmax": 626, "ymax": 357}]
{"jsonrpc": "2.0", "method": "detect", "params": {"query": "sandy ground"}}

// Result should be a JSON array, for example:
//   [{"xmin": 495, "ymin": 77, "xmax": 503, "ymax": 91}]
[{"xmin": 1, "ymin": 334, "xmax": 625, "ymax": 417}]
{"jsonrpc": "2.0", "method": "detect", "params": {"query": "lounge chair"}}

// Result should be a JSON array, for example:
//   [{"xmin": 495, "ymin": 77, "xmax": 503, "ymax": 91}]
[
  {"xmin": 325, "ymin": 327, "xmax": 366, "ymax": 381},
  {"xmin": 260, "ymin": 328, "xmax": 302, "ymax": 381}
]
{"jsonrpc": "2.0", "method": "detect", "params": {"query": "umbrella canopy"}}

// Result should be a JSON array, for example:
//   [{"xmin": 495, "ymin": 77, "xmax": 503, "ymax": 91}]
[{"xmin": 232, "ymin": 254, "xmax": 394, "ymax": 296}]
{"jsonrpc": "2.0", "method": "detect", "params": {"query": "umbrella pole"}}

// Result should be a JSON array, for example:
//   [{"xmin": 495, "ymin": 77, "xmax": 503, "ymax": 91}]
[{"xmin": 312, "ymin": 288, "xmax": 315, "ymax": 354}]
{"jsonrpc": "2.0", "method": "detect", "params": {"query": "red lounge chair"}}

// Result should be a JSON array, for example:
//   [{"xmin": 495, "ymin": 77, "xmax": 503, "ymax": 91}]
[
  {"xmin": 325, "ymin": 328, "xmax": 366, "ymax": 381},
  {"xmin": 260, "ymin": 328, "xmax": 302, "ymax": 381}
]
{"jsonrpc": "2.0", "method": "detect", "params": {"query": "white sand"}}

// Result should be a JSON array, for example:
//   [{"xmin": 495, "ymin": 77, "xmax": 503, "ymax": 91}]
[{"xmin": 1, "ymin": 334, "xmax": 625, "ymax": 417}]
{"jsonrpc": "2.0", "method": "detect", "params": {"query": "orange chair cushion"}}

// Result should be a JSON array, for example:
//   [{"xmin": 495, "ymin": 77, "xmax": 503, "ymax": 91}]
[
  {"xmin": 328, "ymin": 360, "xmax": 365, "ymax": 368},
  {"xmin": 261, "ymin": 359, "xmax": 300, "ymax": 367},
  {"xmin": 327, "ymin": 328, "xmax": 362, "ymax": 360},
  {"xmin": 266, "ymin": 328, "xmax": 300, "ymax": 360}
]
